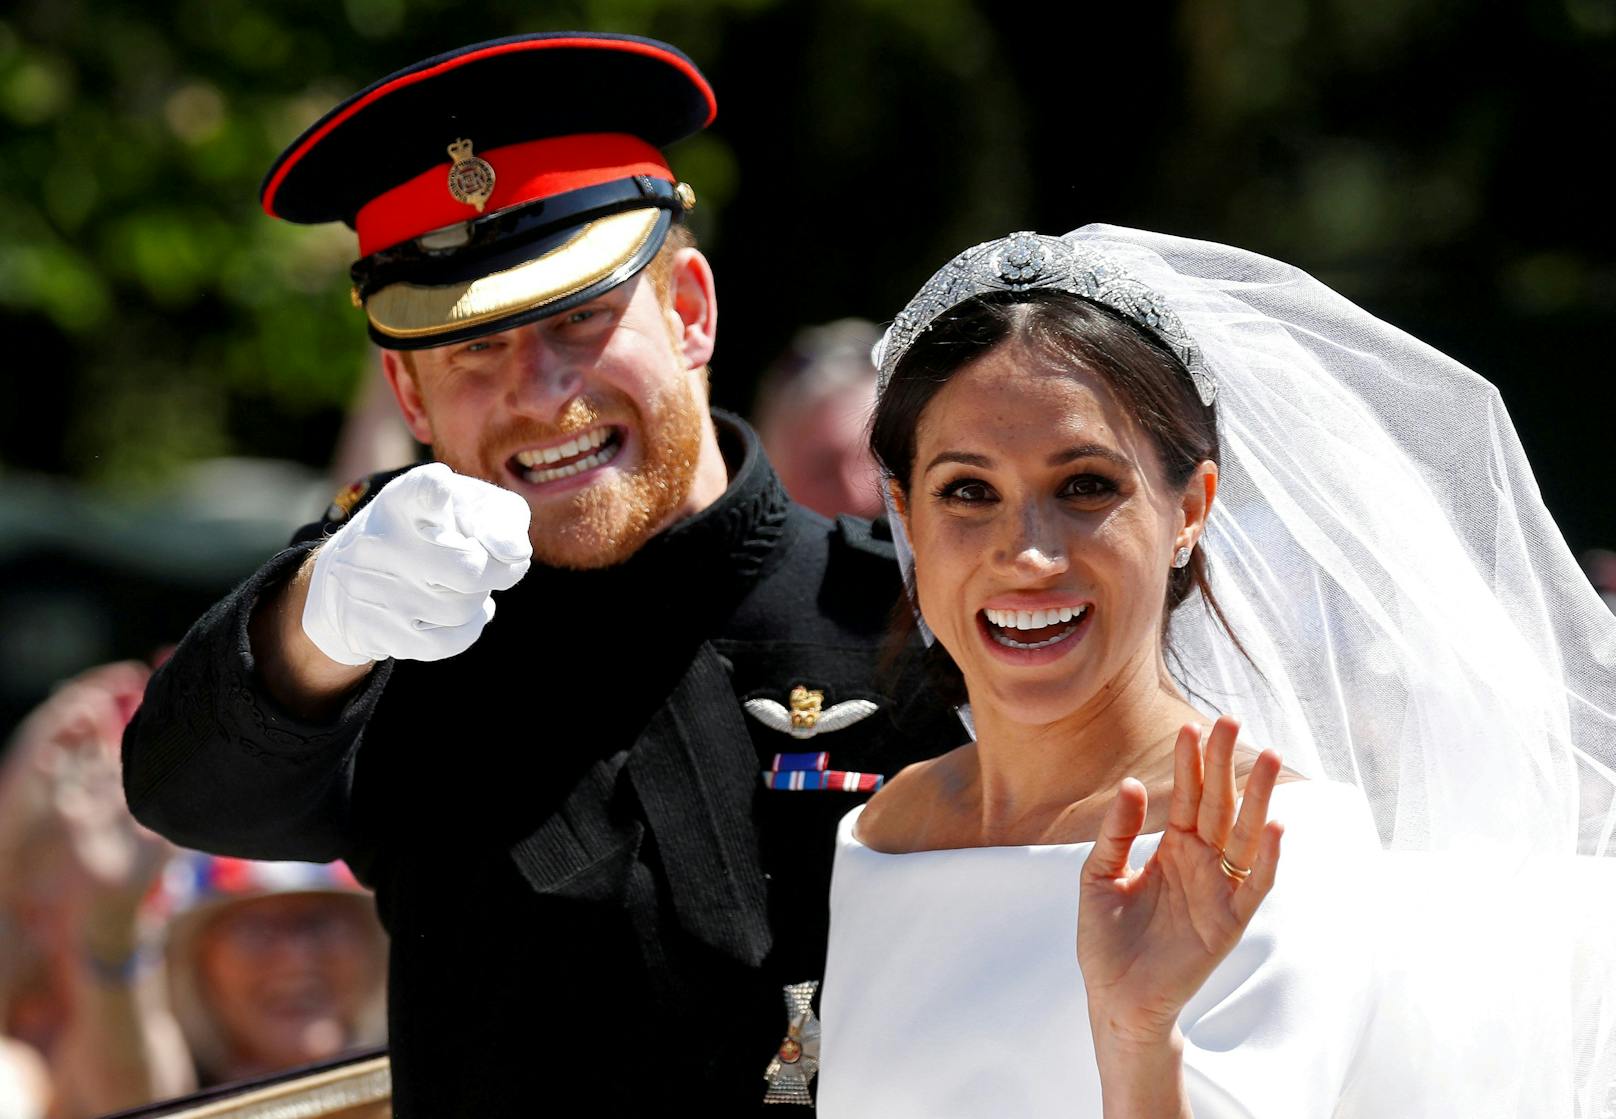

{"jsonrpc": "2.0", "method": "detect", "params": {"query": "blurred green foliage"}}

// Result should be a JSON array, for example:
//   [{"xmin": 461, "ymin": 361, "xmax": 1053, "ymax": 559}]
[{"xmin": 0, "ymin": 0, "xmax": 1610, "ymax": 545}]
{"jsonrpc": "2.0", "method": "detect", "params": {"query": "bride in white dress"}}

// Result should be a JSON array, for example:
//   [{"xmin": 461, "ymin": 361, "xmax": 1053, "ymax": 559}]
[{"xmin": 816, "ymin": 228, "xmax": 1616, "ymax": 1118}]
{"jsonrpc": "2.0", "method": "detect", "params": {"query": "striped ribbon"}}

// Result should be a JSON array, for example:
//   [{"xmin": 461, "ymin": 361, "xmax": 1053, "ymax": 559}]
[
  {"xmin": 761, "ymin": 769, "xmax": 884, "ymax": 792},
  {"xmin": 773, "ymin": 751, "xmax": 829, "ymax": 772}
]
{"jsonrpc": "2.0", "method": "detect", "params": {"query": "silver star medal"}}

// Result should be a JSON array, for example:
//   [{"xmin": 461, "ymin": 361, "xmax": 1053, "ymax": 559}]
[{"xmin": 763, "ymin": 980, "xmax": 821, "ymax": 1105}]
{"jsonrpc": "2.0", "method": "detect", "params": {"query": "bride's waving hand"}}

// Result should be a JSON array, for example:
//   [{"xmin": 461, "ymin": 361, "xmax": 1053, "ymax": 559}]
[
  {"xmin": 1080, "ymin": 718, "xmax": 1283, "ymax": 1034},
  {"xmin": 1078, "ymin": 717, "xmax": 1283, "ymax": 1116}
]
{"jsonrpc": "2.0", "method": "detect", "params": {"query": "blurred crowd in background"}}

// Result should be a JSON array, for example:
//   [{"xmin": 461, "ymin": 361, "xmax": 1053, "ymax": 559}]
[
  {"xmin": 1, "ymin": 0, "xmax": 1611, "ymax": 1114},
  {"xmin": 0, "ymin": 657, "xmax": 386, "ymax": 1117}
]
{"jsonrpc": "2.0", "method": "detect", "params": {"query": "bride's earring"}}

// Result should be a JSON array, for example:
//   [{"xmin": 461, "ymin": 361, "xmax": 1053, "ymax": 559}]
[{"xmin": 1172, "ymin": 545, "xmax": 1192, "ymax": 569}]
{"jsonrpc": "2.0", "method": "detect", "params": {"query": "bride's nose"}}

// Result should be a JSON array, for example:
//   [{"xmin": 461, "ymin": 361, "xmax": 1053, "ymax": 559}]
[{"xmin": 994, "ymin": 499, "xmax": 1069, "ymax": 578}]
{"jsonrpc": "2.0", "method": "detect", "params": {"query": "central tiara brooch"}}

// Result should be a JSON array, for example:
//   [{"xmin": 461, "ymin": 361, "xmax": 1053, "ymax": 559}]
[{"xmin": 875, "ymin": 231, "xmax": 1215, "ymax": 407}]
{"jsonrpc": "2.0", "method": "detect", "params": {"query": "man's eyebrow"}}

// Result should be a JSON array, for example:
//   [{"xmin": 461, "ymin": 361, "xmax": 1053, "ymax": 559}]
[{"xmin": 922, "ymin": 444, "xmax": 1134, "ymax": 474}]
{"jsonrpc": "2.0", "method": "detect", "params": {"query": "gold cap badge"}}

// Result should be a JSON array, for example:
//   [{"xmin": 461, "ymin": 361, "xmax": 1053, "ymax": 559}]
[{"xmin": 445, "ymin": 138, "xmax": 496, "ymax": 213}]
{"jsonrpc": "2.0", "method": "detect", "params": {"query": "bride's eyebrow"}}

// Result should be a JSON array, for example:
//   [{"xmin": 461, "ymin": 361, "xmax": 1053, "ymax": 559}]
[
  {"xmin": 923, "ymin": 450, "xmax": 992, "ymax": 473},
  {"xmin": 922, "ymin": 444, "xmax": 1133, "ymax": 475},
  {"xmin": 1049, "ymin": 443, "xmax": 1132, "ymax": 469}
]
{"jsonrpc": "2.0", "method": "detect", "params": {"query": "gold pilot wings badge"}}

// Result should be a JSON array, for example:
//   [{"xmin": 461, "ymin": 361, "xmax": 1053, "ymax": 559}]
[
  {"xmin": 745, "ymin": 685, "xmax": 879, "ymax": 741},
  {"xmin": 752, "ymin": 687, "xmax": 885, "ymax": 792}
]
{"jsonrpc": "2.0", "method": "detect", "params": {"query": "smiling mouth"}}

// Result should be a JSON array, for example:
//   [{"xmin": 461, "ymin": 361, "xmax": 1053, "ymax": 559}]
[
  {"xmin": 509, "ymin": 426, "xmax": 624, "ymax": 484},
  {"xmin": 982, "ymin": 605, "xmax": 1088, "ymax": 650}
]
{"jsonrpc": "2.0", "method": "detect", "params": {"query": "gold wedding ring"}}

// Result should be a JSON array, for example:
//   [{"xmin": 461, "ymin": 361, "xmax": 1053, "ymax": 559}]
[{"xmin": 1219, "ymin": 851, "xmax": 1253, "ymax": 881}]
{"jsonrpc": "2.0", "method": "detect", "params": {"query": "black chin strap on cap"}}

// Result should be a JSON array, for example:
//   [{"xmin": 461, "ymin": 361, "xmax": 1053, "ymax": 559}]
[{"xmin": 350, "ymin": 175, "xmax": 687, "ymax": 303}]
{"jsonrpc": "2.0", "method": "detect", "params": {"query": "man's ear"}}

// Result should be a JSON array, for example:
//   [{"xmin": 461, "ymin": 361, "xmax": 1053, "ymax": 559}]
[
  {"xmin": 380, "ymin": 348, "xmax": 435, "ymax": 445},
  {"xmin": 665, "ymin": 247, "xmax": 717, "ymax": 371}
]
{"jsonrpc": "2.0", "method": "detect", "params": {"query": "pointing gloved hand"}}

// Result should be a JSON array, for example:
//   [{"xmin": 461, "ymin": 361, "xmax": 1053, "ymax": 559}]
[{"xmin": 301, "ymin": 462, "xmax": 533, "ymax": 665}]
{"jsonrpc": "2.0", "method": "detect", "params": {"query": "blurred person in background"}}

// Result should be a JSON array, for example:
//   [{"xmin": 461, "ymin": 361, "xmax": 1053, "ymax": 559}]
[
  {"xmin": 753, "ymin": 320, "xmax": 885, "ymax": 520},
  {"xmin": 0, "ymin": 661, "xmax": 192, "ymax": 1117},
  {"xmin": 159, "ymin": 854, "xmax": 385, "ymax": 1087},
  {"xmin": 0, "ymin": 665, "xmax": 385, "ymax": 1116}
]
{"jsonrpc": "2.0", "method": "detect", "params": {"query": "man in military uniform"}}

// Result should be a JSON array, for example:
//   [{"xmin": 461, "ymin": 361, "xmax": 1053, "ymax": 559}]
[{"xmin": 122, "ymin": 32, "xmax": 960, "ymax": 1115}]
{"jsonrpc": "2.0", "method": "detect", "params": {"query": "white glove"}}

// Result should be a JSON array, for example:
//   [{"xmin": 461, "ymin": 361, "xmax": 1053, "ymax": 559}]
[{"xmin": 301, "ymin": 463, "xmax": 533, "ymax": 665}]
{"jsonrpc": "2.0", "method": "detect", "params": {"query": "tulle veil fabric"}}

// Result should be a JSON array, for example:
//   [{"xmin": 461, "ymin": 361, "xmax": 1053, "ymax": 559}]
[{"xmin": 878, "ymin": 224, "xmax": 1616, "ymax": 1116}]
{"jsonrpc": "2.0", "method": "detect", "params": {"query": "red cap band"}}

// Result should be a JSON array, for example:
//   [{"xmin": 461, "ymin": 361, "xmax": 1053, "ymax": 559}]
[{"xmin": 355, "ymin": 132, "xmax": 673, "ymax": 256}]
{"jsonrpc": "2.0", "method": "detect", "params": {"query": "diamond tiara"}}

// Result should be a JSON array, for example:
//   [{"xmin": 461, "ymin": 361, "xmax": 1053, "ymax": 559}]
[{"xmin": 874, "ymin": 231, "xmax": 1215, "ymax": 406}]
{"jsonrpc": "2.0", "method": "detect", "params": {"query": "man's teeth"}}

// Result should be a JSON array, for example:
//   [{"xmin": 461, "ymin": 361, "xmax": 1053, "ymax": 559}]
[
  {"xmin": 517, "ymin": 430, "xmax": 621, "ymax": 483},
  {"xmin": 983, "ymin": 605, "xmax": 1087, "ymax": 630},
  {"xmin": 515, "ymin": 427, "xmax": 612, "ymax": 468}
]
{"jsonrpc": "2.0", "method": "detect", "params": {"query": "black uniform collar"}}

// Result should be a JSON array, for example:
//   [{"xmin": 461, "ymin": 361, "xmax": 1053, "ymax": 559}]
[{"xmin": 636, "ymin": 409, "xmax": 788, "ymax": 575}]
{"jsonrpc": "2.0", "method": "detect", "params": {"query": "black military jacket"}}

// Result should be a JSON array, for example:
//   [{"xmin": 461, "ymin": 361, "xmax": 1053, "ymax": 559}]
[{"xmin": 124, "ymin": 413, "xmax": 964, "ymax": 1115}]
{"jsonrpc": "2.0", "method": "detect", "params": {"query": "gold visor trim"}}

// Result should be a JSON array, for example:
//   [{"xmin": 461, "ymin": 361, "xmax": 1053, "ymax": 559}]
[{"xmin": 365, "ymin": 207, "xmax": 661, "ymax": 340}]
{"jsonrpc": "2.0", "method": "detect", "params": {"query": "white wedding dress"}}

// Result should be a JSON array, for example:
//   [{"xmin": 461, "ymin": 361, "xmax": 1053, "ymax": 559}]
[
  {"xmin": 819, "ymin": 776, "xmax": 1616, "ymax": 1118},
  {"xmin": 820, "ymin": 780, "xmax": 1404, "ymax": 1119}
]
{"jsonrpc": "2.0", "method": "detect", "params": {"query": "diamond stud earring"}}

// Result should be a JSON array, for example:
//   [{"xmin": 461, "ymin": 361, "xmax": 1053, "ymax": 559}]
[{"xmin": 1172, "ymin": 545, "xmax": 1192, "ymax": 569}]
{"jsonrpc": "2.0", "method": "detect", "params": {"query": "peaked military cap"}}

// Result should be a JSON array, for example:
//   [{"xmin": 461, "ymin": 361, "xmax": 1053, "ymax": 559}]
[{"xmin": 260, "ymin": 33, "xmax": 715, "ymax": 349}]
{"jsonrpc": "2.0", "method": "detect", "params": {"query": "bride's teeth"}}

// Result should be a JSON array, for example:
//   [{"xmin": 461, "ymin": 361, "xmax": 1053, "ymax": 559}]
[
  {"xmin": 984, "ymin": 605, "xmax": 1087, "ymax": 631},
  {"xmin": 542, "ymin": 446, "xmax": 561, "ymax": 464},
  {"xmin": 990, "ymin": 624, "xmax": 1077, "ymax": 650}
]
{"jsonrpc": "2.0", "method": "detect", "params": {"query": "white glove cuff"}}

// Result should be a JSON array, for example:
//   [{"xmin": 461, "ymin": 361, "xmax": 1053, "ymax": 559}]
[{"xmin": 300, "ymin": 541, "xmax": 374, "ymax": 667}]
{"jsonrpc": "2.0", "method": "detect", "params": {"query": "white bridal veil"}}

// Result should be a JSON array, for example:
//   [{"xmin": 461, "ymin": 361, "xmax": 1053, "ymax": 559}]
[{"xmin": 877, "ymin": 224, "xmax": 1616, "ymax": 1116}]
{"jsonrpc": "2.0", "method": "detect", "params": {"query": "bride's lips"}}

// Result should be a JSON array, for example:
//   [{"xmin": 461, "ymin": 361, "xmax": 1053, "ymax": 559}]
[
  {"xmin": 975, "ymin": 599, "xmax": 1093, "ymax": 666},
  {"xmin": 503, "ymin": 424, "xmax": 627, "ymax": 496}
]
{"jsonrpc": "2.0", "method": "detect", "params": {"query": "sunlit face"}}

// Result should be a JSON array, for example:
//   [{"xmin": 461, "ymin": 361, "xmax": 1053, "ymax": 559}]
[
  {"xmin": 898, "ymin": 342, "xmax": 1210, "ymax": 728},
  {"xmin": 196, "ymin": 894, "xmax": 377, "ymax": 1073},
  {"xmin": 387, "ymin": 265, "xmax": 711, "ymax": 569}
]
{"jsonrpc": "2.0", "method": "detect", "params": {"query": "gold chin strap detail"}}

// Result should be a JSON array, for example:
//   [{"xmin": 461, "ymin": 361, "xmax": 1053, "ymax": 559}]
[{"xmin": 364, "ymin": 207, "xmax": 660, "ymax": 340}]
